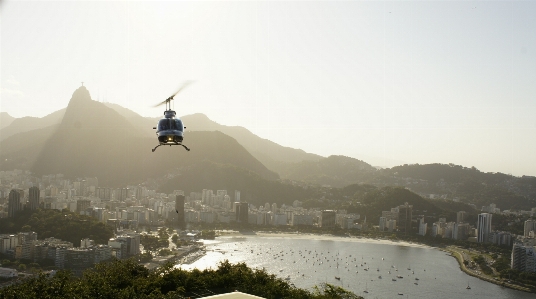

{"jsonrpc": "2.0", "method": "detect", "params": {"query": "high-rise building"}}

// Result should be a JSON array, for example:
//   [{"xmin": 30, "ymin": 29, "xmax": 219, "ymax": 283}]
[
  {"xmin": 453, "ymin": 223, "xmax": 469, "ymax": 240},
  {"xmin": 477, "ymin": 213, "xmax": 492, "ymax": 243},
  {"xmin": 524, "ymin": 219, "xmax": 536, "ymax": 238},
  {"xmin": 8, "ymin": 189, "xmax": 23, "ymax": 218},
  {"xmin": 398, "ymin": 203, "xmax": 413, "ymax": 234},
  {"xmin": 511, "ymin": 240, "xmax": 536, "ymax": 273},
  {"xmin": 235, "ymin": 202, "xmax": 249, "ymax": 224},
  {"xmin": 418, "ymin": 218, "xmax": 427, "ymax": 236},
  {"xmin": 320, "ymin": 210, "xmax": 336, "ymax": 228},
  {"xmin": 457, "ymin": 211, "xmax": 466, "ymax": 224},
  {"xmin": 76, "ymin": 199, "xmax": 91, "ymax": 214},
  {"xmin": 387, "ymin": 219, "xmax": 397, "ymax": 232},
  {"xmin": 379, "ymin": 217, "xmax": 387, "ymax": 231},
  {"xmin": 29, "ymin": 186, "xmax": 40, "ymax": 210},
  {"xmin": 175, "ymin": 195, "xmax": 185, "ymax": 229},
  {"xmin": 234, "ymin": 190, "xmax": 241, "ymax": 202}
]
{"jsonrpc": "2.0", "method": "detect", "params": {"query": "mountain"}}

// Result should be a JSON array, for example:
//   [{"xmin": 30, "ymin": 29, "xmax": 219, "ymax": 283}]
[
  {"xmin": 181, "ymin": 113, "xmax": 323, "ymax": 167},
  {"xmin": 0, "ymin": 125, "xmax": 59, "ymax": 171},
  {"xmin": 1, "ymin": 87, "xmax": 277, "ymax": 186},
  {"xmin": 0, "ymin": 112, "xmax": 15, "ymax": 130},
  {"xmin": 103, "ymin": 106, "xmax": 326, "ymax": 175},
  {"xmin": 0, "ymin": 109, "xmax": 65, "ymax": 141}
]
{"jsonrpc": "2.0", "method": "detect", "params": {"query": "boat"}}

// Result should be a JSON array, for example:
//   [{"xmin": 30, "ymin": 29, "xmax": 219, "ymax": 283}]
[
  {"xmin": 285, "ymin": 276, "xmax": 291, "ymax": 281},
  {"xmin": 415, "ymin": 278, "xmax": 419, "ymax": 280},
  {"xmin": 364, "ymin": 282, "xmax": 369, "ymax": 293},
  {"xmin": 335, "ymin": 276, "xmax": 340, "ymax": 280},
  {"xmin": 414, "ymin": 282, "xmax": 418, "ymax": 285},
  {"xmin": 378, "ymin": 276, "xmax": 382, "ymax": 279},
  {"xmin": 392, "ymin": 278, "xmax": 397, "ymax": 281}
]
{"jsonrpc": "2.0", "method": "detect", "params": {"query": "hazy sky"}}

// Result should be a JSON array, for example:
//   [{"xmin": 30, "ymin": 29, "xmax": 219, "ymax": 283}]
[{"xmin": 1, "ymin": 0, "xmax": 536, "ymax": 176}]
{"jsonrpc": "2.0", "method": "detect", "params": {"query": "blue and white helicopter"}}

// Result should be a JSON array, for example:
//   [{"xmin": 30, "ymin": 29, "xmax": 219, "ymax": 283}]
[{"xmin": 151, "ymin": 81, "xmax": 193, "ymax": 152}]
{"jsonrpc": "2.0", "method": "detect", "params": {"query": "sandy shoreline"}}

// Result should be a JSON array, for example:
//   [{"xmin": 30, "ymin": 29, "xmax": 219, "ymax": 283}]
[{"xmin": 215, "ymin": 230, "xmax": 434, "ymax": 249}]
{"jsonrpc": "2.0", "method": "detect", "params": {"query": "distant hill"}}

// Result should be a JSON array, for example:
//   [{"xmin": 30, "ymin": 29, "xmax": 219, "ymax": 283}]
[
  {"xmin": 275, "ymin": 155, "xmax": 378, "ymax": 187},
  {"xmin": 0, "ymin": 109, "xmax": 65, "ymax": 141},
  {"xmin": 0, "ymin": 112, "xmax": 15, "ymax": 130},
  {"xmin": 346, "ymin": 186, "xmax": 479, "ymax": 224},
  {"xmin": 1, "ymin": 87, "xmax": 277, "ymax": 186},
  {"xmin": 378, "ymin": 163, "xmax": 536, "ymax": 210}
]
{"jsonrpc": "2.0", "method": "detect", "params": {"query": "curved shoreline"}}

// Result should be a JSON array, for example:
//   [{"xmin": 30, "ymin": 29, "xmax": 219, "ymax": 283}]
[
  {"xmin": 445, "ymin": 247, "xmax": 536, "ymax": 294},
  {"xmin": 215, "ymin": 230, "xmax": 536, "ymax": 294}
]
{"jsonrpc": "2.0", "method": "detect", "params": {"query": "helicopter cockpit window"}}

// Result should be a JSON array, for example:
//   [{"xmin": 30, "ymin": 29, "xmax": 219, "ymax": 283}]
[
  {"xmin": 158, "ymin": 119, "xmax": 170, "ymax": 131},
  {"xmin": 173, "ymin": 119, "xmax": 184, "ymax": 131},
  {"xmin": 158, "ymin": 119, "xmax": 183, "ymax": 131}
]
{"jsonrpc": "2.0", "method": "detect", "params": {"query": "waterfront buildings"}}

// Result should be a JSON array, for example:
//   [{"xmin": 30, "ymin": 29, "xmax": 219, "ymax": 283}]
[
  {"xmin": 320, "ymin": 210, "xmax": 336, "ymax": 228},
  {"xmin": 511, "ymin": 239, "xmax": 536, "ymax": 273},
  {"xmin": 418, "ymin": 218, "xmax": 427, "ymax": 236},
  {"xmin": 398, "ymin": 203, "xmax": 413, "ymax": 234},
  {"xmin": 477, "ymin": 213, "xmax": 492, "ymax": 243}
]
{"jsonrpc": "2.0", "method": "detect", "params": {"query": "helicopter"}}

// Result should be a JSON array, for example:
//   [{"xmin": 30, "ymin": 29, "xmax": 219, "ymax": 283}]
[{"xmin": 151, "ymin": 81, "xmax": 193, "ymax": 152}]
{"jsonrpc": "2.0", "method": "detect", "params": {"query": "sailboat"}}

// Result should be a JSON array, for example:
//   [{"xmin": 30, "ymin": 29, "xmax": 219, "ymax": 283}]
[
  {"xmin": 466, "ymin": 281, "xmax": 471, "ymax": 290},
  {"xmin": 364, "ymin": 282, "xmax": 369, "ymax": 293}
]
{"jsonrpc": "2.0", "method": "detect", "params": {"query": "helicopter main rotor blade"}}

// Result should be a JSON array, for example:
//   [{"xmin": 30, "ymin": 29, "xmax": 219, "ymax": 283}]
[
  {"xmin": 152, "ymin": 81, "xmax": 194, "ymax": 108},
  {"xmin": 169, "ymin": 80, "xmax": 194, "ymax": 99}
]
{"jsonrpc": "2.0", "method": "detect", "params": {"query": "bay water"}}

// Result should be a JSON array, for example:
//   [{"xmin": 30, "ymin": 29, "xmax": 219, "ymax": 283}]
[{"xmin": 176, "ymin": 234, "xmax": 533, "ymax": 299}]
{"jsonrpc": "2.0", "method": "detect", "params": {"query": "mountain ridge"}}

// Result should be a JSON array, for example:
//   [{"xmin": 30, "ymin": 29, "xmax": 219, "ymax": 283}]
[{"xmin": 1, "ymin": 87, "xmax": 278, "ymax": 186}]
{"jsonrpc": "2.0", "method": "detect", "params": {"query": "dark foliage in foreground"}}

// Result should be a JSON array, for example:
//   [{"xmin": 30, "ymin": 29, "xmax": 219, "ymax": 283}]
[{"xmin": 0, "ymin": 259, "xmax": 362, "ymax": 299}]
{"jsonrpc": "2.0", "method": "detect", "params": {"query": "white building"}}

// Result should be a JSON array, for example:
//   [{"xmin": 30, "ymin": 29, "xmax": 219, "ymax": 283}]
[
  {"xmin": 272, "ymin": 213, "xmax": 287, "ymax": 226},
  {"xmin": 379, "ymin": 217, "xmax": 387, "ymax": 231},
  {"xmin": 418, "ymin": 218, "xmax": 427, "ymax": 236},
  {"xmin": 512, "ymin": 240, "xmax": 536, "ymax": 273},
  {"xmin": 387, "ymin": 219, "xmax": 396, "ymax": 232},
  {"xmin": 431, "ymin": 223, "xmax": 443, "ymax": 237}
]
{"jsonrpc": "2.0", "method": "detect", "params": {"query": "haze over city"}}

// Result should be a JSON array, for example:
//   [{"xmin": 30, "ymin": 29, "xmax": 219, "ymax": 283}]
[{"xmin": 1, "ymin": 0, "xmax": 536, "ymax": 176}]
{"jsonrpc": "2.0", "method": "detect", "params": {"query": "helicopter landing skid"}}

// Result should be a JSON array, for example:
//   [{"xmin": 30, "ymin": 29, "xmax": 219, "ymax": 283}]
[{"xmin": 151, "ymin": 143, "xmax": 190, "ymax": 152}]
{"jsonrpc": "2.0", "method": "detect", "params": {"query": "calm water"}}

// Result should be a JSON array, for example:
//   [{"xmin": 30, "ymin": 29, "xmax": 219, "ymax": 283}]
[{"xmin": 176, "ymin": 234, "xmax": 534, "ymax": 299}]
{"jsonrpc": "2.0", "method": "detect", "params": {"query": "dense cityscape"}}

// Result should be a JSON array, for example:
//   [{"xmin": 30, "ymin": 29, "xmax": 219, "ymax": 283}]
[{"xmin": 1, "ymin": 169, "xmax": 535, "ymax": 291}]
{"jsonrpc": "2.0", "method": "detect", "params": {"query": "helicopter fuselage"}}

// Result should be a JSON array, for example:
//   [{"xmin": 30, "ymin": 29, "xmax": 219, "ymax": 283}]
[{"xmin": 155, "ymin": 110, "xmax": 184, "ymax": 144}]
